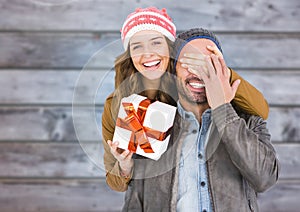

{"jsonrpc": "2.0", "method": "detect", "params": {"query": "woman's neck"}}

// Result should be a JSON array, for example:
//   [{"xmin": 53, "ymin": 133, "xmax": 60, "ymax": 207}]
[{"xmin": 142, "ymin": 77, "xmax": 161, "ymax": 100}]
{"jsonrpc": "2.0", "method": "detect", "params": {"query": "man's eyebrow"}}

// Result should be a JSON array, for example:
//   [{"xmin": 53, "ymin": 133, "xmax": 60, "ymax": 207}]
[{"xmin": 130, "ymin": 36, "xmax": 164, "ymax": 46}]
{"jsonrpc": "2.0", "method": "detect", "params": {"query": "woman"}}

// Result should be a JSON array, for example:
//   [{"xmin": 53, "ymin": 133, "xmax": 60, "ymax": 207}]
[{"xmin": 102, "ymin": 7, "xmax": 269, "ymax": 192}]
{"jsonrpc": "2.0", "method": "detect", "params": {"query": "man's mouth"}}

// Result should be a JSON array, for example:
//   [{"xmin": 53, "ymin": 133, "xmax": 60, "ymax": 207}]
[
  {"xmin": 143, "ymin": 60, "xmax": 161, "ymax": 70},
  {"xmin": 189, "ymin": 82, "xmax": 205, "ymax": 89},
  {"xmin": 186, "ymin": 77, "xmax": 205, "ymax": 92}
]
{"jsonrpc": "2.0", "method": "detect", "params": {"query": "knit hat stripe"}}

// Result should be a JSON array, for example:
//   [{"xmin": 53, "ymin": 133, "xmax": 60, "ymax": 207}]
[{"xmin": 122, "ymin": 11, "xmax": 175, "ymax": 34}]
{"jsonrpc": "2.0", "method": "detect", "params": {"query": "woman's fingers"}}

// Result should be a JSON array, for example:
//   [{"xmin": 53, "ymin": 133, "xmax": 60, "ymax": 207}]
[
  {"xmin": 120, "ymin": 149, "xmax": 132, "ymax": 159},
  {"xmin": 210, "ymin": 54, "xmax": 222, "ymax": 77},
  {"xmin": 107, "ymin": 139, "xmax": 134, "ymax": 162},
  {"xmin": 108, "ymin": 140, "xmax": 126, "ymax": 159},
  {"xmin": 206, "ymin": 45, "xmax": 223, "ymax": 58},
  {"xmin": 108, "ymin": 140, "xmax": 118, "ymax": 151},
  {"xmin": 183, "ymin": 53, "xmax": 206, "ymax": 60},
  {"xmin": 204, "ymin": 55, "xmax": 216, "ymax": 78},
  {"xmin": 180, "ymin": 57, "xmax": 205, "ymax": 66},
  {"xmin": 218, "ymin": 56, "xmax": 230, "ymax": 78}
]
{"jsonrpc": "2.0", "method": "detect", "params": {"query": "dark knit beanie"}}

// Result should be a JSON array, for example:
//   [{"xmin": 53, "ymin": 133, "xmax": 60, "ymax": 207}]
[{"xmin": 173, "ymin": 28, "xmax": 223, "ymax": 72}]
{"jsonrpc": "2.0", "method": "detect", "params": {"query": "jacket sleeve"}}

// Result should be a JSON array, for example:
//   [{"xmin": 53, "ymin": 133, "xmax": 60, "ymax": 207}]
[
  {"xmin": 230, "ymin": 69, "xmax": 269, "ymax": 120},
  {"xmin": 212, "ymin": 103, "xmax": 279, "ymax": 192},
  {"xmin": 102, "ymin": 95, "xmax": 132, "ymax": 192}
]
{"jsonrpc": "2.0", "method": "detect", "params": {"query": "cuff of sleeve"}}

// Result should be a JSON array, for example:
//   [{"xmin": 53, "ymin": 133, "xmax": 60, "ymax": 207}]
[{"xmin": 212, "ymin": 103, "xmax": 239, "ymax": 132}]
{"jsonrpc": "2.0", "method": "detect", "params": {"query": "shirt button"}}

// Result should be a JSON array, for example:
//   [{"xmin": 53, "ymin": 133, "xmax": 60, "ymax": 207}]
[
  {"xmin": 192, "ymin": 129, "xmax": 197, "ymax": 134},
  {"xmin": 201, "ymin": 181, "xmax": 206, "ymax": 187},
  {"xmin": 198, "ymin": 153, "xmax": 203, "ymax": 159},
  {"xmin": 185, "ymin": 114, "xmax": 190, "ymax": 118}
]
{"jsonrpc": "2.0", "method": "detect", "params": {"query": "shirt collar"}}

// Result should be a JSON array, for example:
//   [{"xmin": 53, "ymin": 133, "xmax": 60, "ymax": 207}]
[{"xmin": 177, "ymin": 101, "xmax": 212, "ymax": 121}]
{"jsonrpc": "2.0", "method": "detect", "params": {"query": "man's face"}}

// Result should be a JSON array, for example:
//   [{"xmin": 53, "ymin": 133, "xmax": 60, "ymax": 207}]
[{"xmin": 175, "ymin": 39, "xmax": 216, "ymax": 104}]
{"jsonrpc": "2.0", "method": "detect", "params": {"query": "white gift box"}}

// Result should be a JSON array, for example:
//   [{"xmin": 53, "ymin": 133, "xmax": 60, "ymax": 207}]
[{"xmin": 113, "ymin": 94, "xmax": 177, "ymax": 160}]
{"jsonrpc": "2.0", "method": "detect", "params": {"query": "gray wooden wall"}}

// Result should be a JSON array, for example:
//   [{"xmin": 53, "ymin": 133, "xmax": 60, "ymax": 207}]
[{"xmin": 1, "ymin": 0, "xmax": 300, "ymax": 211}]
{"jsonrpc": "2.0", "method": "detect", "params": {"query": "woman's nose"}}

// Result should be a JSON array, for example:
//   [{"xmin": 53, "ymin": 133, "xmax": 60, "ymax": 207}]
[{"xmin": 142, "ymin": 44, "xmax": 156, "ymax": 56}]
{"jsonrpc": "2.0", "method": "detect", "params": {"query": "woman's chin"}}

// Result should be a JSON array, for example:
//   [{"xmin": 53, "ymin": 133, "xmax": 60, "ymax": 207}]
[{"xmin": 141, "ymin": 70, "xmax": 165, "ymax": 81}]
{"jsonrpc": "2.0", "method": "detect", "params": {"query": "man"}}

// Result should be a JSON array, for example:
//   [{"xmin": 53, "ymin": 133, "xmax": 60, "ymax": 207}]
[
  {"xmin": 172, "ymin": 28, "xmax": 279, "ymax": 212},
  {"xmin": 122, "ymin": 28, "xmax": 279, "ymax": 212}
]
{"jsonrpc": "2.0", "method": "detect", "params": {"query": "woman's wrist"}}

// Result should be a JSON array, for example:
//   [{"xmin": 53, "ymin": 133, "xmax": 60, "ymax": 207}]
[{"xmin": 119, "ymin": 162, "xmax": 133, "ymax": 178}]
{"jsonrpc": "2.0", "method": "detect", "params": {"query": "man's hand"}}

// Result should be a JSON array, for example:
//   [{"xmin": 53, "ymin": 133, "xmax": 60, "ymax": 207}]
[{"xmin": 107, "ymin": 140, "xmax": 133, "ymax": 177}]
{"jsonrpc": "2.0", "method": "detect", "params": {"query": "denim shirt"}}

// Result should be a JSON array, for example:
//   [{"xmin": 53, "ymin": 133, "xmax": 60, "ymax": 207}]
[{"xmin": 177, "ymin": 102, "xmax": 213, "ymax": 212}]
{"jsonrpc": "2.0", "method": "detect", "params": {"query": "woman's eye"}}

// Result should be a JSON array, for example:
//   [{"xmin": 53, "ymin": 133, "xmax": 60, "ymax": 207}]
[
  {"xmin": 132, "ymin": 45, "xmax": 142, "ymax": 50},
  {"xmin": 152, "ymin": 41, "xmax": 162, "ymax": 45}
]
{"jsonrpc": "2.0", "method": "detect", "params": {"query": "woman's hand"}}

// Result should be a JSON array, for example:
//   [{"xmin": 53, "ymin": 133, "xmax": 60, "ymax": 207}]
[
  {"xmin": 107, "ymin": 140, "xmax": 134, "ymax": 177},
  {"xmin": 196, "ymin": 54, "xmax": 240, "ymax": 109},
  {"xmin": 206, "ymin": 45, "xmax": 231, "ymax": 77},
  {"xmin": 180, "ymin": 52, "xmax": 240, "ymax": 109}
]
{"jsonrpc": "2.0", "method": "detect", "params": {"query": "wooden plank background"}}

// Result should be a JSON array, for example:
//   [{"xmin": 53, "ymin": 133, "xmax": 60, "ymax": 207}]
[{"xmin": 0, "ymin": 0, "xmax": 299, "ymax": 211}]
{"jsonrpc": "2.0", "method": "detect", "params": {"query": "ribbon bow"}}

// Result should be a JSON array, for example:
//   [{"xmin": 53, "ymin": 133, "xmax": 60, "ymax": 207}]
[{"xmin": 116, "ymin": 99, "xmax": 172, "ymax": 153}]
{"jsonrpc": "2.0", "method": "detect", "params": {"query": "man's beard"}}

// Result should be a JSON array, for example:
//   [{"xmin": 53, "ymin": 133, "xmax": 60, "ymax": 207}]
[{"xmin": 176, "ymin": 79, "xmax": 207, "ymax": 104}]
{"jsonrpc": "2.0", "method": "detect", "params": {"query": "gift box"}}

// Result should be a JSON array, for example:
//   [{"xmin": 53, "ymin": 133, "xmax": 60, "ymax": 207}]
[{"xmin": 113, "ymin": 94, "xmax": 177, "ymax": 160}]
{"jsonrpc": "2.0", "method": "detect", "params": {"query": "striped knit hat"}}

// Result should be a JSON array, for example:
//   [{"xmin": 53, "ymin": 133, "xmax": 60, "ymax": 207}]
[{"xmin": 121, "ymin": 7, "xmax": 176, "ymax": 50}]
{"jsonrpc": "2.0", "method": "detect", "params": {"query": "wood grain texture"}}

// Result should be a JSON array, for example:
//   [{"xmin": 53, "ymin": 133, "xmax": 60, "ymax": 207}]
[
  {"xmin": 275, "ymin": 144, "xmax": 300, "ymax": 179},
  {"xmin": 0, "ymin": 106, "xmax": 299, "ymax": 142},
  {"xmin": 258, "ymin": 182, "xmax": 300, "ymax": 212},
  {"xmin": 0, "ymin": 70, "xmax": 115, "ymax": 105},
  {"xmin": 0, "ymin": 143, "xmax": 297, "ymax": 179},
  {"xmin": 0, "ymin": 0, "xmax": 299, "ymax": 31},
  {"xmin": 0, "ymin": 1, "xmax": 299, "ymax": 211},
  {"xmin": 0, "ymin": 70, "xmax": 299, "ymax": 106},
  {"xmin": 0, "ymin": 142, "xmax": 105, "ymax": 177},
  {"xmin": 0, "ymin": 107, "xmax": 102, "ymax": 142},
  {"xmin": 0, "ymin": 179, "xmax": 124, "ymax": 212},
  {"xmin": 0, "ymin": 179, "xmax": 298, "ymax": 212},
  {"xmin": 0, "ymin": 33, "xmax": 299, "ymax": 69},
  {"xmin": 0, "ymin": 32, "xmax": 120, "ymax": 69}
]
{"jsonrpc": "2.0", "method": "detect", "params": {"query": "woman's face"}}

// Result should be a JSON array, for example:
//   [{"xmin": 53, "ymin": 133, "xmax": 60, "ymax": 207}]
[{"xmin": 129, "ymin": 30, "xmax": 170, "ymax": 80}]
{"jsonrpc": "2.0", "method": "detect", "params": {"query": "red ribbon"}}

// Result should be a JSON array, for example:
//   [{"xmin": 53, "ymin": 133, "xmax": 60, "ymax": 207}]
[{"xmin": 116, "ymin": 99, "xmax": 172, "ymax": 153}]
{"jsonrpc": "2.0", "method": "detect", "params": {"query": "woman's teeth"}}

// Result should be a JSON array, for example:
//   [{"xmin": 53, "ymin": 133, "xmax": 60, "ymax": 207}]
[
  {"xmin": 189, "ymin": 82, "xmax": 205, "ymax": 88},
  {"xmin": 143, "ymin": 60, "xmax": 160, "ymax": 67}
]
